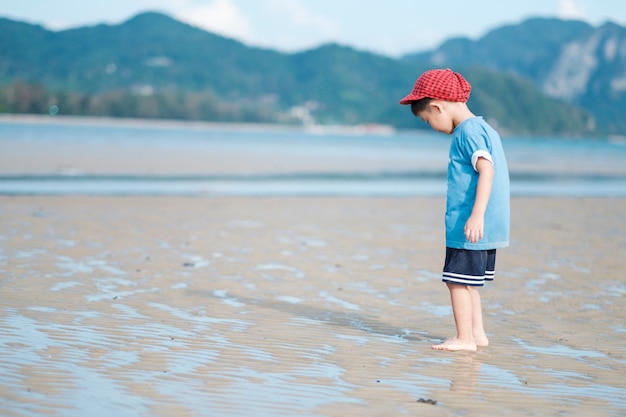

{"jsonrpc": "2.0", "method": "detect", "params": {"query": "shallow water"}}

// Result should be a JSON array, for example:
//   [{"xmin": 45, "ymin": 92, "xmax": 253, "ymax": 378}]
[{"xmin": 2, "ymin": 117, "xmax": 626, "ymax": 197}]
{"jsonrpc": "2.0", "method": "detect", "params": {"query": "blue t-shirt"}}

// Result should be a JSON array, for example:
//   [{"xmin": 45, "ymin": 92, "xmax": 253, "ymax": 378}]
[{"xmin": 446, "ymin": 117, "xmax": 510, "ymax": 249}]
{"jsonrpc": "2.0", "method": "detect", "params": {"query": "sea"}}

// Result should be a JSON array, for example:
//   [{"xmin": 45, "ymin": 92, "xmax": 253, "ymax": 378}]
[{"xmin": 1, "ymin": 116, "xmax": 626, "ymax": 197}]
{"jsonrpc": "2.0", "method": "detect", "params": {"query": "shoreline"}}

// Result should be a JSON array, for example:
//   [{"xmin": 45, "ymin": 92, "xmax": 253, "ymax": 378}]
[
  {"xmin": 4, "ymin": 112, "xmax": 626, "ymax": 141},
  {"xmin": 0, "ymin": 113, "xmax": 400, "ymax": 136}
]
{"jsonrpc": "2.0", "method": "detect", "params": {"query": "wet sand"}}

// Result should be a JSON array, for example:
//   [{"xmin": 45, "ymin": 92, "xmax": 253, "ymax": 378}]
[{"xmin": 1, "ymin": 196, "xmax": 625, "ymax": 416}]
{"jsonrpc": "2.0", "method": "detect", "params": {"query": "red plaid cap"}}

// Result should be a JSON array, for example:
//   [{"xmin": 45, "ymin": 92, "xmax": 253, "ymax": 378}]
[{"xmin": 399, "ymin": 68, "xmax": 471, "ymax": 104}]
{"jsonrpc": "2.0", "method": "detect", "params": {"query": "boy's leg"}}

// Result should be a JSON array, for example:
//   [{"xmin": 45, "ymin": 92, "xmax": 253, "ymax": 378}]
[
  {"xmin": 435, "ymin": 248, "xmax": 492, "ymax": 351},
  {"xmin": 432, "ymin": 283, "xmax": 477, "ymax": 352},
  {"xmin": 468, "ymin": 286, "xmax": 489, "ymax": 347},
  {"xmin": 472, "ymin": 249, "xmax": 496, "ymax": 347}
]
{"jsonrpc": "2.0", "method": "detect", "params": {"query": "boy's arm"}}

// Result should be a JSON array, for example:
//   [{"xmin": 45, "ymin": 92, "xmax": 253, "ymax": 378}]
[{"xmin": 465, "ymin": 157, "xmax": 494, "ymax": 243}]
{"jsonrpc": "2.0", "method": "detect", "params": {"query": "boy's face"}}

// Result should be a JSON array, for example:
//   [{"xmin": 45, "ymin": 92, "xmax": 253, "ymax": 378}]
[{"xmin": 417, "ymin": 102, "xmax": 455, "ymax": 135}]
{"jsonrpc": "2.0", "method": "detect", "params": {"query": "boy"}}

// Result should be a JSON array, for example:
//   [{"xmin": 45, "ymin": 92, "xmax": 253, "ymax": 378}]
[{"xmin": 400, "ymin": 69, "xmax": 510, "ymax": 352}]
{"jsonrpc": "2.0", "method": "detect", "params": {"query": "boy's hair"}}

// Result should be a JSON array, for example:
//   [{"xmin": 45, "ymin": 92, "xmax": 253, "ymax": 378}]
[{"xmin": 410, "ymin": 98, "xmax": 433, "ymax": 116}]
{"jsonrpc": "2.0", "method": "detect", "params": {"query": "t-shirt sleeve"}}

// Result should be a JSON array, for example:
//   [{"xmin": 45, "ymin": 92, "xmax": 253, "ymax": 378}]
[
  {"xmin": 471, "ymin": 150, "xmax": 493, "ymax": 171},
  {"xmin": 459, "ymin": 129, "xmax": 493, "ymax": 172}
]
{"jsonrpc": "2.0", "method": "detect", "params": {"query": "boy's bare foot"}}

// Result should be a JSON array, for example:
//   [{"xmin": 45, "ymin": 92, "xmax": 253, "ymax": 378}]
[
  {"xmin": 431, "ymin": 337, "xmax": 477, "ymax": 352},
  {"xmin": 474, "ymin": 334, "xmax": 489, "ymax": 348}
]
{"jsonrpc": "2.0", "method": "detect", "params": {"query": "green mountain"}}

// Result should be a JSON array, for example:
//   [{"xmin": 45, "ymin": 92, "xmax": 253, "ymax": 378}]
[
  {"xmin": 405, "ymin": 18, "xmax": 626, "ymax": 134},
  {"xmin": 0, "ymin": 12, "xmax": 607, "ymax": 135}
]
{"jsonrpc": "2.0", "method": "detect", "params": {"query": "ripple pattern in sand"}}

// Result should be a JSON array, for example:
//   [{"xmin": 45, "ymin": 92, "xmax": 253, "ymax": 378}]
[{"xmin": 1, "ymin": 197, "xmax": 625, "ymax": 417}]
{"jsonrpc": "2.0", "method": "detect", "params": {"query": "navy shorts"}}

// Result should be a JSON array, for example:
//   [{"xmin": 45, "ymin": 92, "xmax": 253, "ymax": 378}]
[{"xmin": 442, "ymin": 248, "xmax": 497, "ymax": 287}]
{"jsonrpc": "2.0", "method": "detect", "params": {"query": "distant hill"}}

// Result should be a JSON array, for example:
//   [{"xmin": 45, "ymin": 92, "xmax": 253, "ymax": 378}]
[
  {"xmin": 0, "ymin": 12, "xmax": 619, "ymax": 136},
  {"xmin": 405, "ymin": 17, "xmax": 626, "ymax": 134}
]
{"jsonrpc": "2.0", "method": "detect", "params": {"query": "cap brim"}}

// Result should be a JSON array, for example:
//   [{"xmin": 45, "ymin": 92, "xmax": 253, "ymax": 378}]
[{"xmin": 399, "ymin": 93, "xmax": 423, "ymax": 105}]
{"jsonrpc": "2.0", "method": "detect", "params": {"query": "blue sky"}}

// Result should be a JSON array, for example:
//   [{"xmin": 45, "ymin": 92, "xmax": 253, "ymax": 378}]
[{"xmin": 2, "ymin": 0, "xmax": 625, "ymax": 56}]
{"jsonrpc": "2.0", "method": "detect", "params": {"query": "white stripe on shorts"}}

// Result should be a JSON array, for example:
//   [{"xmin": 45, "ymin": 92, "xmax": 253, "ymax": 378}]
[
  {"xmin": 443, "ymin": 271, "xmax": 486, "ymax": 286},
  {"xmin": 485, "ymin": 269, "xmax": 495, "ymax": 281}
]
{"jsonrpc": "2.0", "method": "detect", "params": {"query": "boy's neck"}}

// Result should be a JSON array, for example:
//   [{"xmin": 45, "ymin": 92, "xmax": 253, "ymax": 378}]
[{"xmin": 449, "ymin": 102, "xmax": 475, "ymax": 130}]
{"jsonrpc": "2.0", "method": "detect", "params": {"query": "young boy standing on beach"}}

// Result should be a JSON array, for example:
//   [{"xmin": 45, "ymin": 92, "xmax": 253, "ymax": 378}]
[{"xmin": 400, "ymin": 69, "xmax": 510, "ymax": 352}]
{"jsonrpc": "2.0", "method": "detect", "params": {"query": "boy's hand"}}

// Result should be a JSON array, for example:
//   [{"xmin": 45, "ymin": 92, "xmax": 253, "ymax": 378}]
[{"xmin": 464, "ymin": 215, "xmax": 484, "ymax": 243}]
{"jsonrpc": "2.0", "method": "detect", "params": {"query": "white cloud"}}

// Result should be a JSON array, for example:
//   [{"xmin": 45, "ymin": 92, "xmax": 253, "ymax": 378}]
[
  {"xmin": 154, "ymin": 0, "xmax": 342, "ymax": 51},
  {"xmin": 167, "ymin": 0, "xmax": 253, "ymax": 40},
  {"xmin": 557, "ymin": 0, "xmax": 587, "ymax": 20},
  {"xmin": 263, "ymin": 0, "xmax": 339, "ymax": 37}
]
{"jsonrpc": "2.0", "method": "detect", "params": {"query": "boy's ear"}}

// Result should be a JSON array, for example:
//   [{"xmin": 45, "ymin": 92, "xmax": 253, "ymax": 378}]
[{"xmin": 429, "ymin": 101, "xmax": 444, "ymax": 113}]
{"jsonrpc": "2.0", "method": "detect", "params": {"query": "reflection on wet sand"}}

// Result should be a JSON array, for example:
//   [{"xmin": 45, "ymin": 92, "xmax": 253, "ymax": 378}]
[{"xmin": 449, "ymin": 353, "xmax": 481, "ymax": 395}]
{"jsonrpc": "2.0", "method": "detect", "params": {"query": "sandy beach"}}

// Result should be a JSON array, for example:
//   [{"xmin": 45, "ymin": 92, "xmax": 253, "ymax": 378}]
[{"xmin": 1, "ymin": 195, "xmax": 625, "ymax": 416}]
